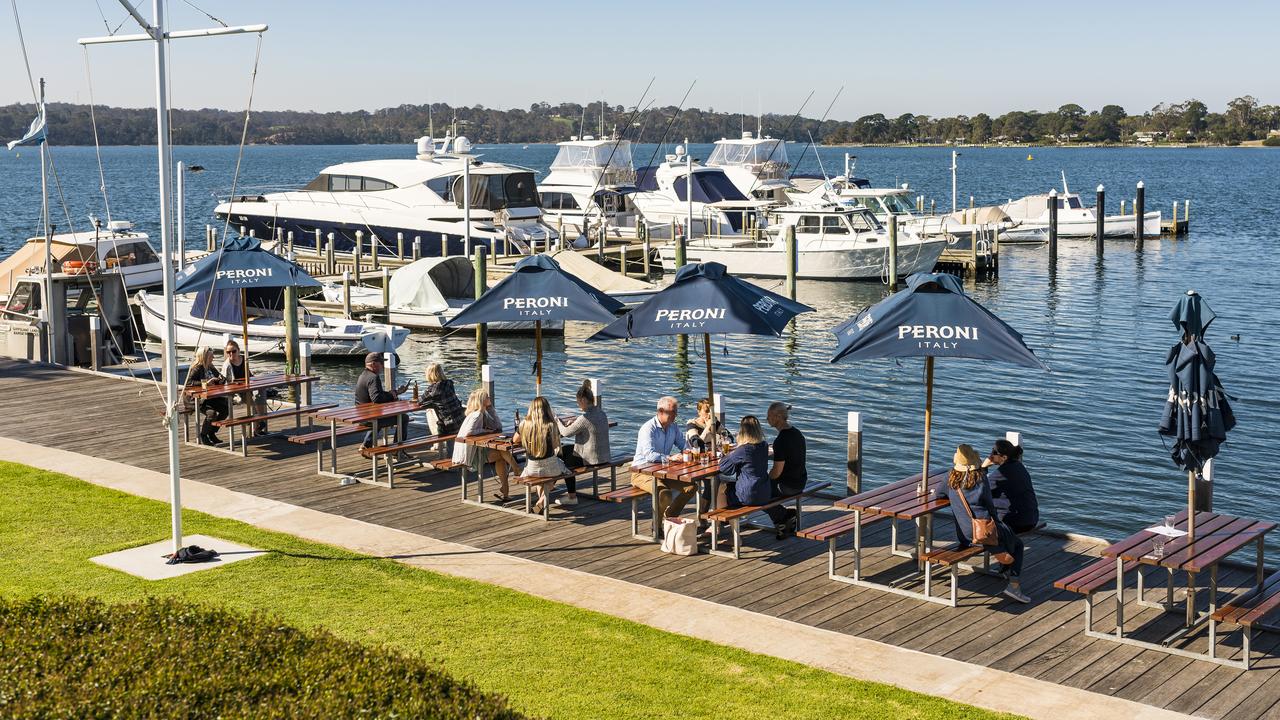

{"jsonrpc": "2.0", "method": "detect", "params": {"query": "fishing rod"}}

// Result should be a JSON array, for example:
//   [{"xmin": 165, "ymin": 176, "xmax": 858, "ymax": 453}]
[
  {"xmin": 639, "ymin": 79, "xmax": 697, "ymax": 174},
  {"xmin": 788, "ymin": 85, "xmax": 844, "ymax": 180},
  {"xmin": 741, "ymin": 90, "xmax": 815, "ymax": 199}
]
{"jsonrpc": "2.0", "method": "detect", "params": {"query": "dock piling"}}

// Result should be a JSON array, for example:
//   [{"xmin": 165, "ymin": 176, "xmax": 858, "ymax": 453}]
[
  {"xmin": 326, "ymin": 233, "xmax": 336, "ymax": 275},
  {"xmin": 413, "ymin": 236, "xmax": 421, "ymax": 261},
  {"xmin": 1095, "ymin": 185, "xmax": 1105, "ymax": 257},
  {"xmin": 89, "ymin": 315, "xmax": 101, "ymax": 372},
  {"xmin": 441, "ymin": 236, "xmax": 448, "ymax": 259},
  {"xmin": 341, "ymin": 271, "xmax": 352, "ymax": 319},
  {"xmin": 397, "ymin": 232, "xmax": 404, "ymax": 260},
  {"xmin": 353, "ymin": 232, "xmax": 363, "ymax": 284},
  {"xmin": 673, "ymin": 219, "xmax": 685, "ymax": 268},
  {"xmin": 381, "ymin": 268, "xmax": 390, "ymax": 310},
  {"xmin": 785, "ymin": 226, "xmax": 797, "ymax": 300},
  {"xmin": 474, "ymin": 246, "xmax": 488, "ymax": 364},
  {"xmin": 1048, "ymin": 189, "xmax": 1058, "ymax": 270},
  {"xmin": 299, "ymin": 343, "xmax": 313, "ymax": 404},
  {"xmin": 286, "ymin": 231, "xmax": 294, "ymax": 257},
  {"xmin": 371, "ymin": 235, "xmax": 380, "ymax": 270},
  {"xmin": 1135, "ymin": 181, "xmax": 1145, "ymax": 249},
  {"xmin": 591, "ymin": 378, "xmax": 602, "ymax": 410},
  {"xmin": 285, "ymin": 286, "xmax": 299, "ymax": 373},
  {"xmin": 887, "ymin": 215, "xmax": 899, "ymax": 290},
  {"xmin": 206, "ymin": 224, "xmax": 214, "ymax": 251},
  {"xmin": 847, "ymin": 411, "xmax": 862, "ymax": 495}
]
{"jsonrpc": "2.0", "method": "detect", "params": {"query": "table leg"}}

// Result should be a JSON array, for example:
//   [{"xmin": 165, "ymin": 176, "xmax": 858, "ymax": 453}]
[
  {"xmin": 1259, "ymin": 537, "xmax": 1266, "ymax": 591},
  {"xmin": 1186, "ymin": 571, "xmax": 1197, "ymax": 627},
  {"xmin": 329, "ymin": 420, "xmax": 338, "ymax": 474},
  {"xmin": 370, "ymin": 418, "xmax": 381, "ymax": 484},
  {"xmin": 1115, "ymin": 556, "xmax": 1126, "ymax": 638},
  {"xmin": 853, "ymin": 510, "xmax": 863, "ymax": 581},
  {"xmin": 294, "ymin": 382, "xmax": 301, "ymax": 431}
]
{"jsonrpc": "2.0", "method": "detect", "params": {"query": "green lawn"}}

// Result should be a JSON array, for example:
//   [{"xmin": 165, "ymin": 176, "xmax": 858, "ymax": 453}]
[{"xmin": 0, "ymin": 462, "xmax": 1023, "ymax": 720}]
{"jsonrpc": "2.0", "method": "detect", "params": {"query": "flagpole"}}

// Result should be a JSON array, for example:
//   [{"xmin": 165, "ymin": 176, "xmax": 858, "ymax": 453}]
[{"xmin": 38, "ymin": 79, "xmax": 56, "ymax": 363}]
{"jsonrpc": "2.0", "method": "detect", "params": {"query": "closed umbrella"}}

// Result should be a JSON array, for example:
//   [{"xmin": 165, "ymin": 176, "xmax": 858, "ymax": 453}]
[
  {"xmin": 588, "ymin": 261, "xmax": 813, "ymax": 450},
  {"xmin": 443, "ymin": 253, "xmax": 623, "ymax": 396},
  {"xmin": 1158, "ymin": 290, "xmax": 1235, "ymax": 541},
  {"xmin": 830, "ymin": 272, "xmax": 1047, "ymax": 493},
  {"xmin": 174, "ymin": 235, "xmax": 321, "ymax": 374}
]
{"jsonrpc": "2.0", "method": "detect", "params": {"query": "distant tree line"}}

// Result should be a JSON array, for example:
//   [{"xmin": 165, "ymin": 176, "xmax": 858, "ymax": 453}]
[{"xmin": 0, "ymin": 96, "xmax": 1276, "ymax": 147}]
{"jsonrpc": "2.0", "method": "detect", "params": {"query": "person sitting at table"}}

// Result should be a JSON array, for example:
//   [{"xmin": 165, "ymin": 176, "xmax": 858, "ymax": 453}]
[
  {"xmin": 716, "ymin": 415, "xmax": 793, "ymax": 538},
  {"xmin": 984, "ymin": 438, "xmax": 1040, "ymax": 534},
  {"xmin": 766, "ymin": 401, "xmax": 806, "ymax": 533},
  {"xmin": 220, "ymin": 339, "xmax": 269, "ymax": 437},
  {"xmin": 514, "ymin": 396, "xmax": 569, "ymax": 514},
  {"xmin": 631, "ymin": 396, "xmax": 692, "ymax": 523},
  {"xmin": 933, "ymin": 444, "xmax": 1030, "ymax": 604},
  {"xmin": 418, "ymin": 363, "xmax": 465, "ymax": 443},
  {"xmin": 557, "ymin": 380, "xmax": 610, "ymax": 507},
  {"xmin": 184, "ymin": 345, "xmax": 227, "ymax": 446},
  {"xmin": 685, "ymin": 398, "xmax": 730, "ymax": 453},
  {"xmin": 452, "ymin": 388, "xmax": 519, "ymax": 503},
  {"xmin": 355, "ymin": 352, "xmax": 409, "ymax": 449}
]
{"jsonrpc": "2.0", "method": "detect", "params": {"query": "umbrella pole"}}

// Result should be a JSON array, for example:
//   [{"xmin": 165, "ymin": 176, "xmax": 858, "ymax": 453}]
[
  {"xmin": 535, "ymin": 320, "xmax": 543, "ymax": 397},
  {"xmin": 240, "ymin": 287, "xmax": 250, "ymax": 377},
  {"xmin": 705, "ymin": 333, "xmax": 715, "ymax": 456},
  {"xmin": 1187, "ymin": 468, "xmax": 1198, "ymax": 626},
  {"xmin": 918, "ymin": 356, "xmax": 935, "ymax": 568}
]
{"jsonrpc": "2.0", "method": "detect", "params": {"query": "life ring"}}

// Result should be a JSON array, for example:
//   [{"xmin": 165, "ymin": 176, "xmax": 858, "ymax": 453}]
[{"xmin": 63, "ymin": 260, "xmax": 98, "ymax": 275}]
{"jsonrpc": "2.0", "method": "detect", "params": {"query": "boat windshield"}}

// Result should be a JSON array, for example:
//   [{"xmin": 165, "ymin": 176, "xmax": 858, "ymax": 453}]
[
  {"xmin": 550, "ymin": 142, "xmax": 633, "ymax": 171},
  {"xmin": 708, "ymin": 139, "xmax": 788, "ymax": 167},
  {"xmin": 456, "ymin": 172, "xmax": 541, "ymax": 211},
  {"xmin": 673, "ymin": 171, "xmax": 749, "ymax": 203},
  {"xmin": 882, "ymin": 193, "xmax": 916, "ymax": 214}
]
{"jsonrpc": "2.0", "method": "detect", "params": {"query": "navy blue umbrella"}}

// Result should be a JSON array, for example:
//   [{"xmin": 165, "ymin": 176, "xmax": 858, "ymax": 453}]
[
  {"xmin": 444, "ymin": 253, "xmax": 623, "ymax": 394},
  {"xmin": 173, "ymin": 235, "xmax": 320, "ymax": 374},
  {"xmin": 588, "ymin": 262, "xmax": 813, "ymax": 431},
  {"xmin": 830, "ymin": 272, "xmax": 1047, "ymax": 492},
  {"xmin": 1158, "ymin": 290, "xmax": 1235, "ymax": 540}
]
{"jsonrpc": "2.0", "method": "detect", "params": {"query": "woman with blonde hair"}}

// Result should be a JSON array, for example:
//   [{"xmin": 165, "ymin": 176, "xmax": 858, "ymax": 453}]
[
  {"xmin": 933, "ymin": 444, "xmax": 1030, "ymax": 604},
  {"xmin": 452, "ymin": 387, "xmax": 519, "ymax": 501},
  {"xmin": 716, "ymin": 416, "xmax": 774, "ymax": 516},
  {"xmin": 183, "ymin": 346, "xmax": 227, "ymax": 445},
  {"xmin": 514, "ymin": 396, "xmax": 568, "ymax": 514}
]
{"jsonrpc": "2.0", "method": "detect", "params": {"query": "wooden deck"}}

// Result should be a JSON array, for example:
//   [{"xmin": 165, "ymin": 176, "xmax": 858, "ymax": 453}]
[{"xmin": 2, "ymin": 358, "xmax": 1277, "ymax": 720}]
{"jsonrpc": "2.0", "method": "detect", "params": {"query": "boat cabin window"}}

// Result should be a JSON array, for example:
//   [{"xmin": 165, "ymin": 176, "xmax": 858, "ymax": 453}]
[
  {"xmin": 882, "ymin": 194, "xmax": 916, "ymax": 214},
  {"xmin": 822, "ymin": 216, "xmax": 849, "ymax": 235},
  {"xmin": 1066, "ymin": 196, "xmax": 1082, "ymax": 209},
  {"xmin": 426, "ymin": 175, "xmax": 455, "ymax": 201},
  {"xmin": 456, "ymin": 172, "xmax": 541, "ymax": 211},
  {"xmin": 795, "ymin": 216, "xmax": 822, "ymax": 233},
  {"xmin": 311, "ymin": 174, "xmax": 398, "ymax": 192},
  {"xmin": 104, "ymin": 242, "xmax": 158, "ymax": 267},
  {"xmin": 4, "ymin": 282, "xmax": 40, "ymax": 316},
  {"xmin": 541, "ymin": 192, "xmax": 580, "ymax": 211},
  {"xmin": 848, "ymin": 212, "xmax": 879, "ymax": 231},
  {"xmin": 672, "ymin": 171, "xmax": 749, "ymax": 203}
]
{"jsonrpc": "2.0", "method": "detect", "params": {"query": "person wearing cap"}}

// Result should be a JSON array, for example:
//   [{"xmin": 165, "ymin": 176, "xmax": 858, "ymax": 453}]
[
  {"xmin": 984, "ymin": 438, "xmax": 1039, "ymax": 534},
  {"xmin": 765, "ymin": 401, "xmax": 805, "ymax": 533},
  {"xmin": 355, "ymin": 352, "xmax": 409, "ymax": 448},
  {"xmin": 932, "ymin": 444, "xmax": 1030, "ymax": 604}
]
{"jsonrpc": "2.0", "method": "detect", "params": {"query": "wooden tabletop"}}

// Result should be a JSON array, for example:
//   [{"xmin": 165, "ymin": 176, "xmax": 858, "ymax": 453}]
[
  {"xmin": 652, "ymin": 456, "xmax": 721, "ymax": 483},
  {"xmin": 1103, "ymin": 511, "xmax": 1276, "ymax": 573},
  {"xmin": 462, "ymin": 431, "xmax": 519, "ymax": 451},
  {"xmin": 312, "ymin": 400, "xmax": 420, "ymax": 425},
  {"xmin": 186, "ymin": 373, "xmax": 317, "ymax": 399},
  {"xmin": 835, "ymin": 470, "xmax": 950, "ymax": 520}
]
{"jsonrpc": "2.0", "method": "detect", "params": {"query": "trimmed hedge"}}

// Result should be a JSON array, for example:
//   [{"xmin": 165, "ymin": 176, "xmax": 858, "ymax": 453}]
[{"xmin": 0, "ymin": 595, "xmax": 531, "ymax": 719}]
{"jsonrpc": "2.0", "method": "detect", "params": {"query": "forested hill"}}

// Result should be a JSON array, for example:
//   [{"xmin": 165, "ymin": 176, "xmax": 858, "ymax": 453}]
[{"xmin": 0, "ymin": 97, "xmax": 1275, "ymax": 146}]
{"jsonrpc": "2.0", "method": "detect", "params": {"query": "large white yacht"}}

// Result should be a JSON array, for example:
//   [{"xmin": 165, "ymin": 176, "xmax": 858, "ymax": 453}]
[
  {"xmin": 706, "ymin": 131, "xmax": 792, "ymax": 203},
  {"xmin": 656, "ymin": 205, "xmax": 945, "ymax": 280},
  {"xmin": 214, "ymin": 136, "xmax": 558, "ymax": 259},
  {"xmin": 537, "ymin": 136, "xmax": 643, "ymax": 243},
  {"xmin": 631, "ymin": 145, "xmax": 772, "ymax": 241}
]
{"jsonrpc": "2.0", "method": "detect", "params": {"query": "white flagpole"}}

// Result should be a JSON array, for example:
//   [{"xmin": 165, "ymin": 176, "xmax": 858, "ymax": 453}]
[{"xmin": 38, "ymin": 79, "xmax": 56, "ymax": 363}]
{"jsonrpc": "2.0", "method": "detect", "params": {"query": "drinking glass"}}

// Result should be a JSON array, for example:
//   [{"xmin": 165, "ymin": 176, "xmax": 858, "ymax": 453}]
[
  {"xmin": 1163, "ymin": 514, "xmax": 1176, "ymax": 530},
  {"xmin": 1151, "ymin": 535, "xmax": 1167, "ymax": 560}
]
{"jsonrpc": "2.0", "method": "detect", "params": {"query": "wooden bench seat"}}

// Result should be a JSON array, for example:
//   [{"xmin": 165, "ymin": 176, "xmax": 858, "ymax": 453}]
[
  {"xmin": 602, "ymin": 484, "xmax": 657, "ymax": 542},
  {"xmin": 357, "ymin": 432, "xmax": 459, "ymax": 485},
  {"xmin": 567, "ymin": 453, "xmax": 632, "ymax": 499},
  {"xmin": 289, "ymin": 425, "xmax": 367, "ymax": 472},
  {"xmin": 1208, "ymin": 570, "xmax": 1280, "ymax": 669},
  {"xmin": 796, "ymin": 511, "xmax": 885, "ymax": 542},
  {"xmin": 1053, "ymin": 556, "xmax": 1142, "ymax": 638},
  {"xmin": 702, "ymin": 482, "xmax": 831, "ymax": 559},
  {"xmin": 514, "ymin": 473, "xmax": 574, "ymax": 522},
  {"xmin": 213, "ymin": 402, "xmax": 337, "ymax": 429}
]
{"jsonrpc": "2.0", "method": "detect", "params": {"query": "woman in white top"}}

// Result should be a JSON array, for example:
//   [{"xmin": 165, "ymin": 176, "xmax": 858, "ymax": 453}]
[
  {"xmin": 452, "ymin": 388, "xmax": 520, "ymax": 502},
  {"xmin": 514, "ymin": 396, "xmax": 568, "ymax": 514}
]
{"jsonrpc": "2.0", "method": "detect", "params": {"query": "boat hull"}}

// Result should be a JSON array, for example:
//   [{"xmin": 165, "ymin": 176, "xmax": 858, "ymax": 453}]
[{"xmin": 654, "ymin": 240, "xmax": 945, "ymax": 280}]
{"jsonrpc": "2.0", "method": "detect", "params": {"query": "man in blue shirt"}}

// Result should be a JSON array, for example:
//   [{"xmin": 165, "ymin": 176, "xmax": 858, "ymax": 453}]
[{"xmin": 631, "ymin": 396, "xmax": 692, "ymax": 522}]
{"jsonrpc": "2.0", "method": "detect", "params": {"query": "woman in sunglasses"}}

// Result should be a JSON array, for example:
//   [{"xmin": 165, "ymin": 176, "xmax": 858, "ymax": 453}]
[{"xmin": 983, "ymin": 438, "xmax": 1039, "ymax": 534}]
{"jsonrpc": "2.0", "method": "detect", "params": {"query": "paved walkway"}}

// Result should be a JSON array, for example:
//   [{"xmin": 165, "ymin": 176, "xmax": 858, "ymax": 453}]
[{"xmin": 1, "ymin": 435, "xmax": 1191, "ymax": 720}]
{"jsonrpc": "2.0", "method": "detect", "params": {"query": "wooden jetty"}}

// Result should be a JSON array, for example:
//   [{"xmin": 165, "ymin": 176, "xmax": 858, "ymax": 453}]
[{"xmin": 1, "ymin": 359, "xmax": 1276, "ymax": 719}]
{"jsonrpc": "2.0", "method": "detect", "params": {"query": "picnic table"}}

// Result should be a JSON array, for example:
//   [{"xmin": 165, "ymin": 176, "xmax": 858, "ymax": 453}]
[
  {"xmin": 1089, "ymin": 510, "xmax": 1275, "ymax": 665},
  {"xmin": 312, "ymin": 400, "xmax": 420, "ymax": 488},
  {"xmin": 184, "ymin": 373, "xmax": 319, "ymax": 456}
]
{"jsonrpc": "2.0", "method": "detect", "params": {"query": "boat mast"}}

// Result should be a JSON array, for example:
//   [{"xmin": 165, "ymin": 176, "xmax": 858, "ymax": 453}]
[{"xmin": 80, "ymin": 1, "xmax": 266, "ymax": 558}]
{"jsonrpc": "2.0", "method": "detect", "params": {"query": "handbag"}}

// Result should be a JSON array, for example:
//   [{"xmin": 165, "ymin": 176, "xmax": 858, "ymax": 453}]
[
  {"xmin": 660, "ymin": 517, "xmax": 698, "ymax": 556},
  {"xmin": 956, "ymin": 489, "xmax": 998, "ymax": 545}
]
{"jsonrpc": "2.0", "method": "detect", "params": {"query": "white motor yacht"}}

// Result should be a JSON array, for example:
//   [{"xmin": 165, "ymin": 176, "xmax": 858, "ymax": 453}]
[
  {"xmin": 706, "ymin": 131, "xmax": 792, "ymax": 203},
  {"xmin": 1000, "ymin": 187, "xmax": 1161, "ymax": 239},
  {"xmin": 537, "ymin": 136, "xmax": 643, "ymax": 244},
  {"xmin": 631, "ymin": 145, "xmax": 773, "ymax": 241},
  {"xmin": 656, "ymin": 205, "xmax": 945, "ymax": 280},
  {"xmin": 0, "ymin": 220, "xmax": 163, "ymax": 300},
  {"xmin": 213, "ymin": 136, "xmax": 558, "ymax": 261}
]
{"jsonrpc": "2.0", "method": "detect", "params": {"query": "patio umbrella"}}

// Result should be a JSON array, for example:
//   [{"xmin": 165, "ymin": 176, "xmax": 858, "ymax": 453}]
[
  {"xmin": 444, "ymin": 253, "xmax": 623, "ymax": 396},
  {"xmin": 588, "ymin": 261, "xmax": 813, "ymax": 449},
  {"xmin": 1157, "ymin": 290, "xmax": 1235, "ymax": 540},
  {"xmin": 174, "ymin": 235, "xmax": 321, "ymax": 374},
  {"xmin": 830, "ymin": 272, "xmax": 1048, "ymax": 495}
]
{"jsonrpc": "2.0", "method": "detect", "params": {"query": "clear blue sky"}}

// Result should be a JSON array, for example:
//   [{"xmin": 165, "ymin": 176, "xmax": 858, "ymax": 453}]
[{"xmin": 4, "ymin": 0, "xmax": 1276, "ymax": 119}]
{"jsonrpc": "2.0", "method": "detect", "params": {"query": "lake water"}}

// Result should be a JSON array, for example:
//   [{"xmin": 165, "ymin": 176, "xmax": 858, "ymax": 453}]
[{"xmin": 3, "ymin": 142, "xmax": 1278, "ymax": 541}]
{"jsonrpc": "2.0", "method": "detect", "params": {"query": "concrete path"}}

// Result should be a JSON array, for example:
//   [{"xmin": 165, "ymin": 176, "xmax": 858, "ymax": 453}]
[{"xmin": 0, "ymin": 436, "xmax": 1197, "ymax": 720}]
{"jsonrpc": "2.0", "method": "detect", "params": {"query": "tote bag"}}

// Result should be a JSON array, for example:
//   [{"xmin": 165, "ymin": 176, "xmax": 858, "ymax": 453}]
[{"xmin": 660, "ymin": 517, "xmax": 698, "ymax": 556}]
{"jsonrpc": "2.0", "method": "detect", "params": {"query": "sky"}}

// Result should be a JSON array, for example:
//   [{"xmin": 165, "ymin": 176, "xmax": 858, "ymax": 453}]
[{"xmin": 3, "ymin": 0, "xmax": 1277, "ymax": 120}]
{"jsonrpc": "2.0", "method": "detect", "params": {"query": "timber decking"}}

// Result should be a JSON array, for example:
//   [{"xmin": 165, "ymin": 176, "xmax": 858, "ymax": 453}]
[{"xmin": 1, "ymin": 358, "xmax": 1276, "ymax": 720}]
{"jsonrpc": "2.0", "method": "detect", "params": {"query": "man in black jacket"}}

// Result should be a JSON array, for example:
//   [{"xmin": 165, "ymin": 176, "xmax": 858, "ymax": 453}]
[{"xmin": 356, "ymin": 352, "xmax": 409, "ymax": 447}]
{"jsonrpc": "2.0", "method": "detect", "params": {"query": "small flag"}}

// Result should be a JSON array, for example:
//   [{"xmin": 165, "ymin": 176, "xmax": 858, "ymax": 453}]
[{"xmin": 6, "ymin": 107, "xmax": 46, "ymax": 151}]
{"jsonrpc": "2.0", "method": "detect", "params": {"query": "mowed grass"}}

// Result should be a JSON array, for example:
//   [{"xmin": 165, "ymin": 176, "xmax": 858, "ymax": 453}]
[{"xmin": 0, "ymin": 462, "xmax": 1023, "ymax": 720}]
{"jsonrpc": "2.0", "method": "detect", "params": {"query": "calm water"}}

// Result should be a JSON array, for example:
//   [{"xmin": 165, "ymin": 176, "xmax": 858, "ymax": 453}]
[{"xmin": 3, "ymin": 142, "xmax": 1278, "ymax": 540}]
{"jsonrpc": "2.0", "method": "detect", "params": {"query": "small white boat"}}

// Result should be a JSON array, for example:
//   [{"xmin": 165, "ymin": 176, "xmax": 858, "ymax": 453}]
[
  {"xmin": 632, "ymin": 146, "xmax": 773, "ymax": 240},
  {"xmin": 537, "ymin": 136, "xmax": 644, "ymax": 244},
  {"xmin": 1000, "ymin": 179, "xmax": 1161, "ymax": 238},
  {"xmin": 0, "ymin": 220, "xmax": 163, "ymax": 300},
  {"xmin": 137, "ymin": 288, "xmax": 407, "ymax": 355},
  {"xmin": 656, "ymin": 205, "xmax": 945, "ymax": 280},
  {"xmin": 706, "ymin": 131, "xmax": 793, "ymax": 203}
]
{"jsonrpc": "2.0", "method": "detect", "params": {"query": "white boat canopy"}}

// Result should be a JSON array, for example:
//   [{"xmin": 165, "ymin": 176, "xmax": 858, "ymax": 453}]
[
  {"xmin": 550, "ymin": 141, "xmax": 634, "ymax": 171},
  {"xmin": 707, "ymin": 137, "xmax": 788, "ymax": 167},
  {"xmin": 388, "ymin": 256, "xmax": 476, "ymax": 312}
]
